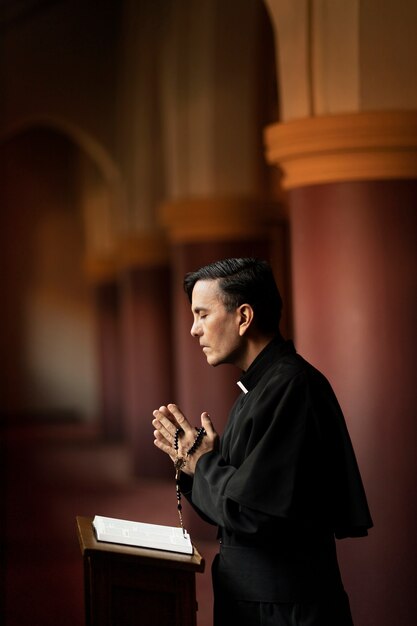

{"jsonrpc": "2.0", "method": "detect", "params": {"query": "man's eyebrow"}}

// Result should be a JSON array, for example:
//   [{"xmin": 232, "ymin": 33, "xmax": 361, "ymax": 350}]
[{"xmin": 192, "ymin": 306, "xmax": 208, "ymax": 314}]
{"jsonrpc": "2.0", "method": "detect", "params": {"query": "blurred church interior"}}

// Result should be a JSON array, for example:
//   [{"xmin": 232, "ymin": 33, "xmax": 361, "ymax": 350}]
[{"xmin": 1, "ymin": 1, "xmax": 417, "ymax": 625}]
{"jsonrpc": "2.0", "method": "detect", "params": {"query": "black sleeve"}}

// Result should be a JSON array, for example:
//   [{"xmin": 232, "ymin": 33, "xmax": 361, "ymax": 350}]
[{"xmin": 186, "ymin": 450, "xmax": 278, "ymax": 534}]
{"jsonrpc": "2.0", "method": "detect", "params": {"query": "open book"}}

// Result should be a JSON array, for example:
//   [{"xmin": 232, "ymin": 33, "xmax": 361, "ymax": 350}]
[{"xmin": 92, "ymin": 515, "xmax": 193, "ymax": 555}]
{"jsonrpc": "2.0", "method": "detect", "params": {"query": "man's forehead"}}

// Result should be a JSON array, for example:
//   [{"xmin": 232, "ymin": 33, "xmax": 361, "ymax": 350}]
[{"xmin": 191, "ymin": 279, "xmax": 223, "ymax": 308}]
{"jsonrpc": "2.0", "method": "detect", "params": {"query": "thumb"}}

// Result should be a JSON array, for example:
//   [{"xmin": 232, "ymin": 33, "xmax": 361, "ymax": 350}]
[{"xmin": 201, "ymin": 411, "xmax": 216, "ymax": 437}]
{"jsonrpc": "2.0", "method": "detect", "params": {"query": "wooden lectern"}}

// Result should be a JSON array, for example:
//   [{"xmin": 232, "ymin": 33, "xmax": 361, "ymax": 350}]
[{"xmin": 76, "ymin": 516, "xmax": 205, "ymax": 626}]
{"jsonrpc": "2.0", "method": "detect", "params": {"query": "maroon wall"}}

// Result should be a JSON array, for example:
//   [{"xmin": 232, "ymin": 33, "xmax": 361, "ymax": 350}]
[
  {"xmin": 95, "ymin": 283, "xmax": 124, "ymax": 439},
  {"xmin": 120, "ymin": 265, "xmax": 174, "ymax": 479}
]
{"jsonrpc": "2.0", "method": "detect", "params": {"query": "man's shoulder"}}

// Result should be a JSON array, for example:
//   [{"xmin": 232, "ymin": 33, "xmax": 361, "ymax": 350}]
[{"xmin": 266, "ymin": 350, "xmax": 328, "ymax": 388}]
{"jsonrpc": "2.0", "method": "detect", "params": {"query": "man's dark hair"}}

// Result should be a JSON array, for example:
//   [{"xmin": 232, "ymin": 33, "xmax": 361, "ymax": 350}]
[{"xmin": 183, "ymin": 257, "xmax": 282, "ymax": 335}]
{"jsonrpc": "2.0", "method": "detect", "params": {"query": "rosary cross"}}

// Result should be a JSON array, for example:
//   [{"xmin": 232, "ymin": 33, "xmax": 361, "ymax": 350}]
[
  {"xmin": 173, "ymin": 425, "xmax": 206, "ymax": 477},
  {"xmin": 174, "ymin": 457, "xmax": 186, "ymax": 479}
]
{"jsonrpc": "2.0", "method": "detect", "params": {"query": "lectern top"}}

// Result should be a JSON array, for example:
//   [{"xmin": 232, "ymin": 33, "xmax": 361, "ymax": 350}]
[{"xmin": 76, "ymin": 516, "xmax": 205, "ymax": 573}]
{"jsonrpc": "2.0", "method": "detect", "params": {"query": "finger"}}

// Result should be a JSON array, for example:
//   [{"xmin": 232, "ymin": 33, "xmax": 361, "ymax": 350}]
[
  {"xmin": 154, "ymin": 405, "xmax": 177, "ymax": 425},
  {"xmin": 152, "ymin": 419, "xmax": 175, "ymax": 446},
  {"xmin": 152, "ymin": 406, "xmax": 178, "ymax": 440},
  {"xmin": 167, "ymin": 403, "xmax": 194, "ymax": 433},
  {"xmin": 158, "ymin": 405, "xmax": 176, "ymax": 421},
  {"xmin": 201, "ymin": 411, "xmax": 216, "ymax": 437},
  {"xmin": 153, "ymin": 429, "xmax": 176, "ymax": 458},
  {"xmin": 153, "ymin": 427, "xmax": 171, "ymax": 446}
]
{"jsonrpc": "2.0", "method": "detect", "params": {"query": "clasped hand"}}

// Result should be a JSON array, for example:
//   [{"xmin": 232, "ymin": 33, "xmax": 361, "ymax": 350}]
[{"xmin": 152, "ymin": 403, "xmax": 218, "ymax": 475}]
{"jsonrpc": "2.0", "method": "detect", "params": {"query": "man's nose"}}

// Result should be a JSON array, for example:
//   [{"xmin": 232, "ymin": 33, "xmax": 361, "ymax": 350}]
[{"xmin": 190, "ymin": 320, "xmax": 200, "ymax": 337}]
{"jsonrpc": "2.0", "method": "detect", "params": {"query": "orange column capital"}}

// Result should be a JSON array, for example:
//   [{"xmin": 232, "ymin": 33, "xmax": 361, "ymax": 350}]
[
  {"xmin": 159, "ymin": 196, "xmax": 282, "ymax": 243},
  {"xmin": 264, "ymin": 110, "xmax": 417, "ymax": 189},
  {"xmin": 116, "ymin": 232, "xmax": 169, "ymax": 271},
  {"xmin": 83, "ymin": 232, "xmax": 170, "ymax": 282},
  {"xmin": 83, "ymin": 253, "xmax": 120, "ymax": 284}
]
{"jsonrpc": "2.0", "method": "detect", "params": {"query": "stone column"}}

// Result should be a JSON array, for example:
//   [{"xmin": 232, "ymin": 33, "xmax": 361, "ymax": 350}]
[
  {"xmin": 113, "ymin": 1, "xmax": 174, "ymax": 477},
  {"xmin": 266, "ymin": 112, "xmax": 417, "ymax": 626},
  {"xmin": 117, "ymin": 236, "xmax": 173, "ymax": 479},
  {"xmin": 80, "ymin": 151, "xmax": 124, "ymax": 439},
  {"xmin": 263, "ymin": 2, "xmax": 417, "ymax": 621}
]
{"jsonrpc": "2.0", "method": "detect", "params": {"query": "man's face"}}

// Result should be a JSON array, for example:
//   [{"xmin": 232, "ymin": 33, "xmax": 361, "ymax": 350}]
[{"xmin": 190, "ymin": 279, "xmax": 243, "ymax": 367}]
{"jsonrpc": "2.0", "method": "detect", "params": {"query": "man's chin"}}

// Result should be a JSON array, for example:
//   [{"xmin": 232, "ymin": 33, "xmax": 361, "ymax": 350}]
[
  {"xmin": 205, "ymin": 355, "xmax": 226, "ymax": 368},
  {"xmin": 204, "ymin": 353, "xmax": 219, "ymax": 367}
]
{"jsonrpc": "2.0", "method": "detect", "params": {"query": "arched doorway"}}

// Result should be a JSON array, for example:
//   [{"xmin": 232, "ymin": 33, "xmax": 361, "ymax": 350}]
[{"xmin": 0, "ymin": 123, "xmax": 119, "ymax": 426}]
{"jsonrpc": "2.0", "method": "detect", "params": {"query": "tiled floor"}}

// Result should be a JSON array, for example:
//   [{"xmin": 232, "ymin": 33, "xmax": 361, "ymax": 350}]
[{"xmin": 4, "ymin": 421, "xmax": 217, "ymax": 626}]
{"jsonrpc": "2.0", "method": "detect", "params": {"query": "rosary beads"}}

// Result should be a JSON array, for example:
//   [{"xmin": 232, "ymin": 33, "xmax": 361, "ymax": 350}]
[{"xmin": 174, "ymin": 426, "xmax": 206, "ymax": 533}]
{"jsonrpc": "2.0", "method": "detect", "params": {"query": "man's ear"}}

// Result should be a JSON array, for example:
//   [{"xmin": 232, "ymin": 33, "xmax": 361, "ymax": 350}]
[{"xmin": 237, "ymin": 304, "xmax": 254, "ymax": 336}]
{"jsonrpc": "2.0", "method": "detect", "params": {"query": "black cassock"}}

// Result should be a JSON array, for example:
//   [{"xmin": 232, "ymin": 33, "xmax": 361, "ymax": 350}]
[{"xmin": 180, "ymin": 338, "xmax": 373, "ymax": 626}]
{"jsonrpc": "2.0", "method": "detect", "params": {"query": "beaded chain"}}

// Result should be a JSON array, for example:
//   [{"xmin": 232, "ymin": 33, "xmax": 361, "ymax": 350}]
[{"xmin": 174, "ymin": 426, "xmax": 206, "ymax": 533}]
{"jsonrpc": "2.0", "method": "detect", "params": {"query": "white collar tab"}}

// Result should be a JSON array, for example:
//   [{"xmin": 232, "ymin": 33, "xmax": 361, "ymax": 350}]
[{"xmin": 237, "ymin": 381, "xmax": 248, "ymax": 394}]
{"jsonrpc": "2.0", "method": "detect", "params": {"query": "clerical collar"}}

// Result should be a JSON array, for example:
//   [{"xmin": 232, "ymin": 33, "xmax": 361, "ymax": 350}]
[
  {"xmin": 237, "ymin": 336, "xmax": 295, "ymax": 393},
  {"xmin": 236, "ymin": 380, "xmax": 249, "ymax": 394}
]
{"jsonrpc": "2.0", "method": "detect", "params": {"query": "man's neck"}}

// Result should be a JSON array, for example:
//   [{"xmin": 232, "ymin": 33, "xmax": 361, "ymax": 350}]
[{"xmin": 238, "ymin": 333, "xmax": 279, "ymax": 372}]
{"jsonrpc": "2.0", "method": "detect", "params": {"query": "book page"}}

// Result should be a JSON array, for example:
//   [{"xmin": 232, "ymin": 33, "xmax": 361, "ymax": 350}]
[{"xmin": 92, "ymin": 515, "xmax": 193, "ymax": 555}]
